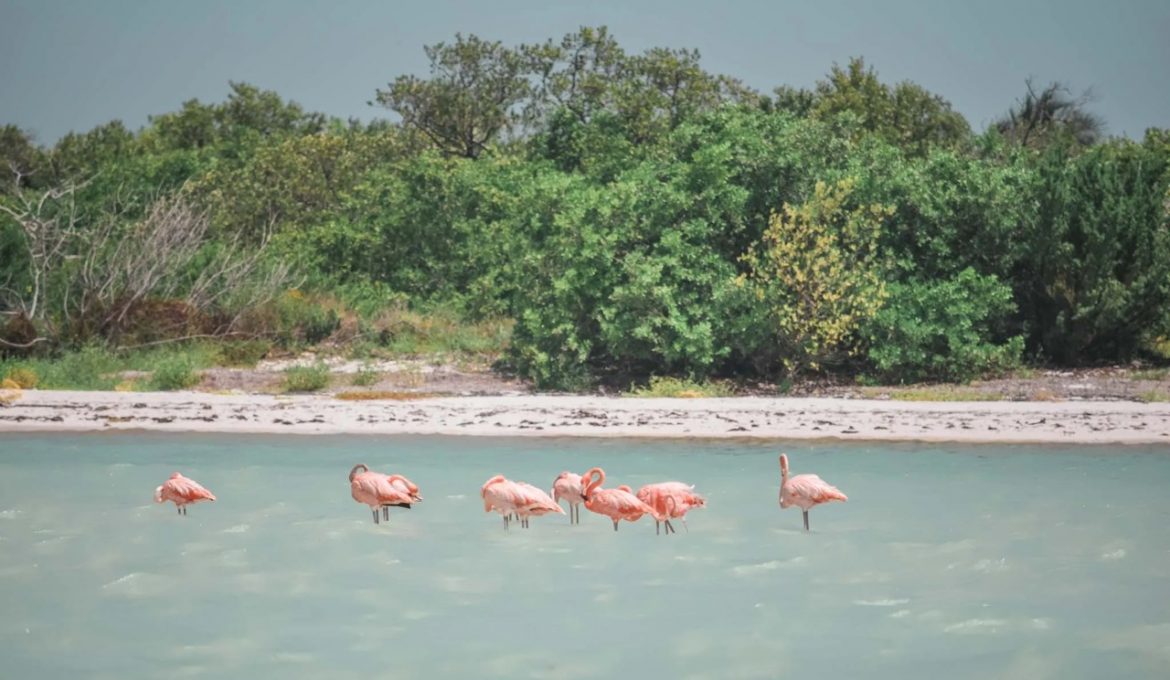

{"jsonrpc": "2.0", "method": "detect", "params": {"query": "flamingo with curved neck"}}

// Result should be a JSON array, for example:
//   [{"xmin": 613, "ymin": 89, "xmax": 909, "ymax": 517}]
[
  {"xmin": 636, "ymin": 481, "xmax": 705, "ymax": 535},
  {"xmin": 349, "ymin": 463, "xmax": 416, "ymax": 524},
  {"xmin": 580, "ymin": 467, "xmax": 661, "ymax": 531}
]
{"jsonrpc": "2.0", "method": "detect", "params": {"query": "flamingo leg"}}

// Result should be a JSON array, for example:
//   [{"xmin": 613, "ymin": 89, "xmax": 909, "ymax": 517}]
[
  {"xmin": 681, "ymin": 517, "xmax": 689, "ymax": 533},
  {"xmin": 612, "ymin": 520, "xmax": 619, "ymax": 532},
  {"xmin": 803, "ymin": 510, "xmax": 809, "ymax": 532},
  {"xmin": 372, "ymin": 508, "xmax": 380, "ymax": 524},
  {"xmin": 665, "ymin": 519, "xmax": 675, "ymax": 534},
  {"xmin": 656, "ymin": 521, "xmax": 661, "ymax": 535},
  {"xmin": 382, "ymin": 506, "xmax": 389, "ymax": 521}
]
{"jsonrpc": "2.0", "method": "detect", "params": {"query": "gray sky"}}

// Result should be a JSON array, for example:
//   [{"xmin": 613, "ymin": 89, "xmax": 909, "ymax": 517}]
[{"xmin": 2, "ymin": 0, "xmax": 1167, "ymax": 143}]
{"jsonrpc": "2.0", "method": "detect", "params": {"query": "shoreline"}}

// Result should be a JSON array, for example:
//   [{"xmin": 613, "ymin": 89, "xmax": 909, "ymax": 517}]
[{"xmin": 2, "ymin": 390, "xmax": 1170, "ymax": 444}]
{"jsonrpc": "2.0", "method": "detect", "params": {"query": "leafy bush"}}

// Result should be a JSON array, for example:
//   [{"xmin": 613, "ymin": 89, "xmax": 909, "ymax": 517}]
[
  {"xmin": 740, "ymin": 178, "xmax": 890, "ymax": 373},
  {"xmin": 1013, "ymin": 138, "xmax": 1170, "ymax": 362},
  {"xmin": 863, "ymin": 269, "xmax": 1023, "ymax": 382},
  {"xmin": 282, "ymin": 363, "xmax": 331, "ymax": 392},
  {"xmin": 273, "ymin": 291, "xmax": 341, "ymax": 346},
  {"xmin": 149, "ymin": 354, "xmax": 201, "ymax": 390}
]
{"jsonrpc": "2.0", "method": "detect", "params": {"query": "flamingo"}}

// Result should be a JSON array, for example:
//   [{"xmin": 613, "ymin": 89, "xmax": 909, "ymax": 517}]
[
  {"xmin": 552, "ymin": 471, "xmax": 585, "ymax": 524},
  {"xmin": 637, "ymin": 481, "xmax": 706, "ymax": 535},
  {"xmin": 481, "ymin": 474, "xmax": 522, "ymax": 529},
  {"xmin": 779, "ymin": 453, "xmax": 847, "ymax": 531},
  {"xmin": 350, "ymin": 464, "xmax": 415, "ymax": 524},
  {"xmin": 512, "ymin": 481, "xmax": 565, "ymax": 528},
  {"xmin": 580, "ymin": 467, "xmax": 662, "ymax": 531},
  {"xmin": 154, "ymin": 472, "xmax": 216, "ymax": 515},
  {"xmin": 382, "ymin": 473, "xmax": 423, "ymax": 520}
]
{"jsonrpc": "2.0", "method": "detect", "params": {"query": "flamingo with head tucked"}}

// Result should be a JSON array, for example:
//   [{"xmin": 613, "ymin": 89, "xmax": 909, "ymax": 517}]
[
  {"xmin": 512, "ymin": 481, "xmax": 565, "ymax": 528},
  {"xmin": 580, "ymin": 467, "xmax": 662, "ymax": 531},
  {"xmin": 154, "ymin": 472, "xmax": 216, "ymax": 515},
  {"xmin": 779, "ymin": 453, "xmax": 847, "ymax": 531},
  {"xmin": 552, "ymin": 471, "xmax": 585, "ymax": 524},
  {"xmin": 637, "ymin": 481, "xmax": 706, "ymax": 535},
  {"xmin": 482, "ymin": 474, "xmax": 523, "ymax": 529},
  {"xmin": 350, "ymin": 464, "xmax": 415, "ymax": 524}
]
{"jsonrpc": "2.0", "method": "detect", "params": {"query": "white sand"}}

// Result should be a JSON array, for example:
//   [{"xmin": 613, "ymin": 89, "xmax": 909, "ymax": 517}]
[{"xmin": 2, "ymin": 390, "xmax": 1170, "ymax": 444}]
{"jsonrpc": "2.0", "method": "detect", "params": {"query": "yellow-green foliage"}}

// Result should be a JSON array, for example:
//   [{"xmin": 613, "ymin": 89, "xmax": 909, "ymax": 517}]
[
  {"xmin": 4, "ymin": 367, "xmax": 38, "ymax": 389},
  {"xmin": 628, "ymin": 376, "xmax": 734, "ymax": 398},
  {"xmin": 740, "ymin": 178, "xmax": 890, "ymax": 372}
]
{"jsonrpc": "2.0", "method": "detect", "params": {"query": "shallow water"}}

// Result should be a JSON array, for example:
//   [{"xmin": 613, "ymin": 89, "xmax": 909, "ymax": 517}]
[{"xmin": 1, "ymin": 433, "xmax": 1168, "ymax": 679}]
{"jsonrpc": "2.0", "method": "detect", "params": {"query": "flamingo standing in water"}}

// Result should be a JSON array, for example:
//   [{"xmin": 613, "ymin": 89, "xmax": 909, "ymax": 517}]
[
  {"xmin": 350, "ymin": 464, "xmax": 416, "ymax": 524},
  {"xmin": 481, "ymin": 474, "xmax": 522, "ymax": 529},
  {"xmin": 512, "ymin": 481, "xmax": 564, "ymax": 528},
  {"xmin": 154, "ymin": 472, "xmax": 216, "ymax": 515},
  {"xmin": 552, "ymin": 471, "xmax": 585, "ymax": 524},
  {"xmin": 779, "ymin": 453, "xmax": 847, "ymax": 531},
  {"xmin": 636, "ymin": 482, "xmax": 706, "ymax": 535},
  {"xmin": 580, "ymin": 467, "xmax": 662, "ymax": 531}
]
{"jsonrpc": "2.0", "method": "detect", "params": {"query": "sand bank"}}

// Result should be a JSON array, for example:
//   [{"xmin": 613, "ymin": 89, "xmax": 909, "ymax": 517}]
[{"xmin": 2, "ymin": 390, "xmax": 1170, "ymax": 444}]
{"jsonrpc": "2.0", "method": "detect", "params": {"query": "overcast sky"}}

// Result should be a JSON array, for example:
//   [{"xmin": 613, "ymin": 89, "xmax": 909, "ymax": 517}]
[{"xmin": 2, "ymin": 0, "xmax": 1167, "ymax": 143}]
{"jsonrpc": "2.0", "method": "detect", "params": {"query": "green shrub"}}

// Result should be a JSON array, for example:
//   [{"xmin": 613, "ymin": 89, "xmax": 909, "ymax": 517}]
[
  {"xmin": 282, "ymin": 363, "xmax": 331, "ymax": 392},
  {"xmin": 150, "ymin": 354, "xmax": 201, "ymax": 390},
  {"xmin": 863, "ymin": 268, "xmax": 1022, "ymax": 382},
  {"xmin": 273, "ymin": 291, "xmax": 342, "ymax": 346},
  {"xmin": 217, "ymin": 339, "xmax": 271, "ymax": 367}
]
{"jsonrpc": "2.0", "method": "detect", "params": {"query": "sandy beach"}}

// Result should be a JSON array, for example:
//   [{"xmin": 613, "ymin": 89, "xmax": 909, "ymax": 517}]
[{"xmin": 2, "ymin": 389, "xmax": 1170, "ymax": 444}]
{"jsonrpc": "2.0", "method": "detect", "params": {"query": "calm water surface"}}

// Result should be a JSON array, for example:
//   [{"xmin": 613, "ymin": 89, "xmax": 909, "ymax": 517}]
[{"xmin": 1, "ymin": 433, "xmax": 1168, "ymax": 679}]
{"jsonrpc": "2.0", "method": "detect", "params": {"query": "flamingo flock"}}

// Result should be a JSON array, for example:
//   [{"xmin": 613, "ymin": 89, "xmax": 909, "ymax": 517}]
[{"xmin": 154, "ymin": 453, "xmax": 847, "ymax": 533}]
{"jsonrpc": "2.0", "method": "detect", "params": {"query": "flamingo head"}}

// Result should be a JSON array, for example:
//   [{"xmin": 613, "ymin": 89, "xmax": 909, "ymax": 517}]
[
  {"xmin": 153, "ymin": 486, "xmax": 164, "ymax": 503},
  {"xmin": 348, "ymin": 463, "xmax": 368, "ymax": 482}
]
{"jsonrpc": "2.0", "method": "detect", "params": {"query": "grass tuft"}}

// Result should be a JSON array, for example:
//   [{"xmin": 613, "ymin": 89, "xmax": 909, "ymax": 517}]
[
  {"xmin": 627, "ymin": 376, "xmax": 734, "ymax": 398},
  {"xmin": 282, "ymin": 363, "xmax": 331, "ymax": 392}
]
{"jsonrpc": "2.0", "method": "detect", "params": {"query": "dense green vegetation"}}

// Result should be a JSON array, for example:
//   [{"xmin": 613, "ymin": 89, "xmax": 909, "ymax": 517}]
[{"xmin": 3, "ymin": 28, "xmax": 1168, "ymax": 390}]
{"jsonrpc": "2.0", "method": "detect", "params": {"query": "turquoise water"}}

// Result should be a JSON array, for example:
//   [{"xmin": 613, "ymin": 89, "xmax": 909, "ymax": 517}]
[{"xmin": 1, "ymin": 433, "xmax": 1169, "ymax": 679}]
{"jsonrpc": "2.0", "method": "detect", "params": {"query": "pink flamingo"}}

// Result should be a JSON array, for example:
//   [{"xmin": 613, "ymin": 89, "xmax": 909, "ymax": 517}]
[
  {"xmin": 512, "ymin": 481, "xmax": 565, "ymax": 528},
  {"xmin": 481, "ymin": 474, "xmax": 522, "ymax": 529},
  {"xmin": 637, "ymin": 482, "xmax": 706, "ymax": 535},
  {"xmin": 580, "ymin": 467, "xmax": 662, "ymax": 531},
  {"xmin": 552, "ymin": 471, "xmax": 585, "ymax": 524},
  {"xmin": 779, "ymin": 453, "xmax": 847, "ymax": 531},
  {"xmin": 387, "ymin": 473, "xmax": 424, "ymax": 502},
  {"xmin": 350, "ymin": 463, "xmax": 416, "ymax": 524},
  {"xmin": 154, "ymin": 472, "xmax": 216, "ymax": 515}
]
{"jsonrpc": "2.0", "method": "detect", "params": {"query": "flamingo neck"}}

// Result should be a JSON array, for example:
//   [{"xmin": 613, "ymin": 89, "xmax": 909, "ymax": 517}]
[{"xmin": 583, "ymin": 468, "xmax": 604, "ymax": 497}]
